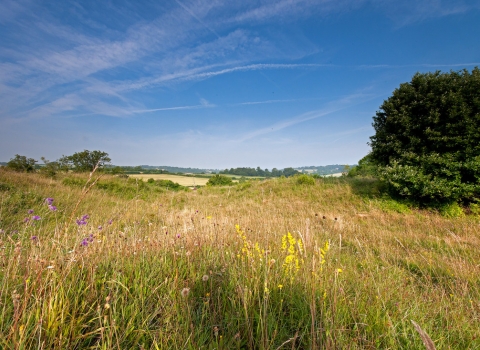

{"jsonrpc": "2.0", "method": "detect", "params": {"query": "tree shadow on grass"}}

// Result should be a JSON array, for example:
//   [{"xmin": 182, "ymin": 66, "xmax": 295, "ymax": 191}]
[{"xmin": 347, "ymin": 177, "xmax": 389, "ymax": 199}]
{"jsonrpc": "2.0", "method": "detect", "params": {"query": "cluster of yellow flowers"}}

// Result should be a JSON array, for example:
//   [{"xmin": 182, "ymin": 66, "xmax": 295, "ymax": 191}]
[
  {"xmin": 319, "ymin": 240, "xmax": 329, "ymax": 267},
  {"xmin": 235, "ymin": 224, "xmax": 254, "ymax": 261},
  {"xmin": 281, "ymin": 232, "xmax": 303, "ymax": 283},
  {"xmin": 236, "ymin": 224, "xmax": 265, "ymax": 264}
]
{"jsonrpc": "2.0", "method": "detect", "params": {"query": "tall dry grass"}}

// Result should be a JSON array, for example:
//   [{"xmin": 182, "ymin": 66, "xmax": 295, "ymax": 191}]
[{"xmin": 0, "ymin": 169, "xmax": 479, "ymax": 349}]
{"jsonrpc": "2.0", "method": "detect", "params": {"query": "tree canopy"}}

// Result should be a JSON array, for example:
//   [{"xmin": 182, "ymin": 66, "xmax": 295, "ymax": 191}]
[
  {"xmin": 6, "ymin": 154, "xmax": 37, "ymax": 172},
  {"xmin": 368, "ymin": 67, "xmax": 480, "ymax": 204},
  {"xmin": 59, "ymin": 150, "xmax": 111, "ymax": 172}
]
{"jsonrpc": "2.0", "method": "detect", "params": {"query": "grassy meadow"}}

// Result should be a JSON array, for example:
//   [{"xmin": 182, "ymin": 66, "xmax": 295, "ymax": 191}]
[{"xmin": 0, "ymin": 168, "xmax": 479, "ymax": 349}]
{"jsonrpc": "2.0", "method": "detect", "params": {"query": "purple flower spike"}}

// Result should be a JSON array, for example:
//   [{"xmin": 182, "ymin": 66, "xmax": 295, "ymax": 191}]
[
  {"xmin": 48, "ymin": 205, "xmax": 57, "ymax": 212},
  {"xmin": 28, "ymin": 209, "xmax": 34, "ymax": 214},
  {"xmin": 82, "ymin": 214, "xmax": 90, "ymax": 220},
  {"xmin": 108, "ymin": 220, "xmax": 113, "ymax": 225},
  {"xmin": 31, "ymin": 236, "xmax": 38, "ymax": 241},
  {"xmin": 32, "ymin": 216, "xmax": 41, "ymax": 221},
  {"xmin": 80, "ymin": 239, "xmax": 88, "ymax": 247},
  {"xmin": 176, "ymin": 234, "xmax": 181, "ymax": 238},
  {"xmin": 76, "ymin": 219, "xmax": 87, "ymax": 226},
  {"xmin": 45, "ymin": 198, "xmax": 54, "ymax": 205}
]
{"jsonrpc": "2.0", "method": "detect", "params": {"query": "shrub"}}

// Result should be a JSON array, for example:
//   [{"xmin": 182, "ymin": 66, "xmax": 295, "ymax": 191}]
[
  {"xmin": 206, "ymin": 175, "xmax": 233, "ymax": 186},
  {"xmin": 439, "ymin": 202, "xmax": 465, "ymax": 218},
  {"xmin": 296, "ymin": 174, "xmax": 315, "ymax": 185}
]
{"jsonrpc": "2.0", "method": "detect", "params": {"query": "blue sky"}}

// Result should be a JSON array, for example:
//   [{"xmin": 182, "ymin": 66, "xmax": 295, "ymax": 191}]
[{"xmin": 1, "ymin": 0, "xmax": 479, "ymax": 169}]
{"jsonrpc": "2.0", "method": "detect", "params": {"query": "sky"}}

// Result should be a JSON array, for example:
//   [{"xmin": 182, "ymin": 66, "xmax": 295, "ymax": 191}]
[{"xmin": 1, "ymin": 0, "xmax": 479, "ymax": 169}]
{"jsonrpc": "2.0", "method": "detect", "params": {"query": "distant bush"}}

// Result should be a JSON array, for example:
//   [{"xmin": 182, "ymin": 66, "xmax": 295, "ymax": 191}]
[
  {"xmin": 296, "ymin": 174, "xmax": 315, "ymax": 185},
  {"xmin": 154, "ymin": 179, "xmax": 184, "ymax": 190},
  {"xmin": 207, "ymin": 174, "xmax": 233, "ymax": 186}
]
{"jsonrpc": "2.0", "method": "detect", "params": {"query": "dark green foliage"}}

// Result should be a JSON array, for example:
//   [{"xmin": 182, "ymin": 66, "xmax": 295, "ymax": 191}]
[
  {"xmin": 6, "ymin": 154, "xmax": 37, "ymax": 173},
  {"xmin": 369, "ymin": 67, "xmax": 480, "ymax": 204},
  {"xmin": 206, "ymin": 174, "xmax": 233, "ymax": 186},
  {"xmin": 153, "ymin": 179, "xmax": 184, "ymax": 190},
  {"xmin": 347, "ymin": 154, "xmax": 377, "ymax": 177},
  {"xmin": 58, "ymin": 150, "xmax": 111, "ymax": 172}
]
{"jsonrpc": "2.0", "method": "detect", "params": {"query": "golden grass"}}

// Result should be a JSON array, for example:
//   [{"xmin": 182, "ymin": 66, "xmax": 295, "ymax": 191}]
[
  {"xmin": 130, "ymin": 173, "xmax": 210, "ymax": 186},
  {"xmin": 0, "ymin": 169, "xmax": 479, "ymax": 349}
]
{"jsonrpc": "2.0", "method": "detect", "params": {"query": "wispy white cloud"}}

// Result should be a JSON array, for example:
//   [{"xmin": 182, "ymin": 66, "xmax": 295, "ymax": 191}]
[
  {"xmin": 114, "ymin": 62, "xmax": 332, "ymax": 92},
  {"xmin": 355, "ymin": 62, "xmax": 480, "ymax": 69},
  {"xmin": 372, "ymin": 0, "xmax": 480, "ymax": 26},
  {"xmin": 174, "ymin": 0, "xmax": 221, "ymax": 38},
  {"xmin": 236, "ymin": 92, "xmax": 376, "ymax": 142},
  {"xmin": 234, "ymin": 98, "xmax": 302, "ymax": 106},
  {"xmin": 132, "ymin": 98, "xmax": 214, "ymax": 113}
]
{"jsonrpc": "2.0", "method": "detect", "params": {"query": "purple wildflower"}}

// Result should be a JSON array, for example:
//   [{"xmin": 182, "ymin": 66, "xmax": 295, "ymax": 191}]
[
  {"xmin": 88, "ymin": 234, "xmax": 94, "ymax": 242},
  {"xmin": 108, "ymin": 219, "xmax": 113, "ymax": 225},
  {"xmin": 176, "ymin": 234, "xmax": 181, "ymax": 238},
  {"xmin": 31, "ymin": 236, "xmax": 38, "ymax": 241},
  {"xmin": 24, "ymin": 217, "xmax": 30, "ymax": 223},
  {"xmin": 45, "ymin": 198, "xmax": 54, "ymax": 205},
  {"xmin": 98, "ymin": 226, "xmax": 103, "ymax": 230},
  {"xmin": 76, "ymin": 219, "xmax": 87, "ymax": 226},
  {"xmin": 80, "ymin": 239, "xmax": 88, "ymax": 247},
  {"xmin": 48, "ymin": 205, "xmax": 57, "ymax": 212},
  {"xmin": 32, "ymin": 215, "xmax": 41, "ymax": 221},
  {"xmin": 82, "ymin": 214, "xmax": 90, "ymax": 220},
  {"xmin": 28, "ymin": 209, "xmax": 34, "ymax": 214}
]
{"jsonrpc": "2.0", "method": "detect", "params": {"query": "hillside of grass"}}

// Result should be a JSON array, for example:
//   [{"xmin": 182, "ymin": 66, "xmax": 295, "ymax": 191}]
[{"xmin": 1, "ymin": 169, "xmax": 479, "ymax": 349}]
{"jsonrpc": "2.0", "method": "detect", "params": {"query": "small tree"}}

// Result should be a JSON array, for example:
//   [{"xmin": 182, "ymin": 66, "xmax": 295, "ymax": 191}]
[
  {"xmin": 6, "ymin": 154, "xmax": 37, "ymax": 172},
  {"xmin": 39, "ymin": 157, "xmax": 60, "ymax": 178},
  {"xmin": 58, "ymin": 150, "xmax": 111, "ymax": 172}
]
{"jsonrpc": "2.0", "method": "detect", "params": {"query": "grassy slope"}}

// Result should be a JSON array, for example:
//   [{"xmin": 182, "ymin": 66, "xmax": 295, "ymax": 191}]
[{"xmin": 0, "ymin": 169, "xmax": 479, "ymax": 349}]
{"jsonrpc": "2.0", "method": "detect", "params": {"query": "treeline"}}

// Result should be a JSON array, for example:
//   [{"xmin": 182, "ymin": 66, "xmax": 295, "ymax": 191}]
[
  {"xmin": 4, "ymin": 150, "xmax": 111, "ymax": 177},
  {"xmin": 296, "ymin": 164, "xmax": 351, "ymax": 175},
  {"xmin": 220, "ymin": 167, "xmax": 299, "ymax": 177}
]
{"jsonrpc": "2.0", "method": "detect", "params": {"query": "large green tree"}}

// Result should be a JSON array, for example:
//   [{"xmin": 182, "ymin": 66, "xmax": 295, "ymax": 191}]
[
  {"xmin": 58, "ymin": 150, "xmax": 111, "ymax": 172},
  {"xmin": 369, "ymin": 67, "xmax": 480, "ymax": 204},
  {"xmin": 6, "ymin": 154, "xmax": 37, "ymax": 172}
]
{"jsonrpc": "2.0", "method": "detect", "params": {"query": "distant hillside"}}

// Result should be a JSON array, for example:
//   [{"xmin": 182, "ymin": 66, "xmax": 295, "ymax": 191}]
[
  {"xmin": 112, "ymin": 164, "xmax": 355, "ymax": 175},
  {"xmin": 111, "ymin": 165, "xmax": 219, "ymax": 174},
  {"xmin": 295, "ymin": 164, "xmax": 356, "ymax": 175}
]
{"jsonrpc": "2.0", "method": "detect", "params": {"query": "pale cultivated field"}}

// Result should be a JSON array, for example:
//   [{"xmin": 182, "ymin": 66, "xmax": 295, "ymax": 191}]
[{"xmin": 129, "ymin": 174, "xmax": 210, "ymax": 186}]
